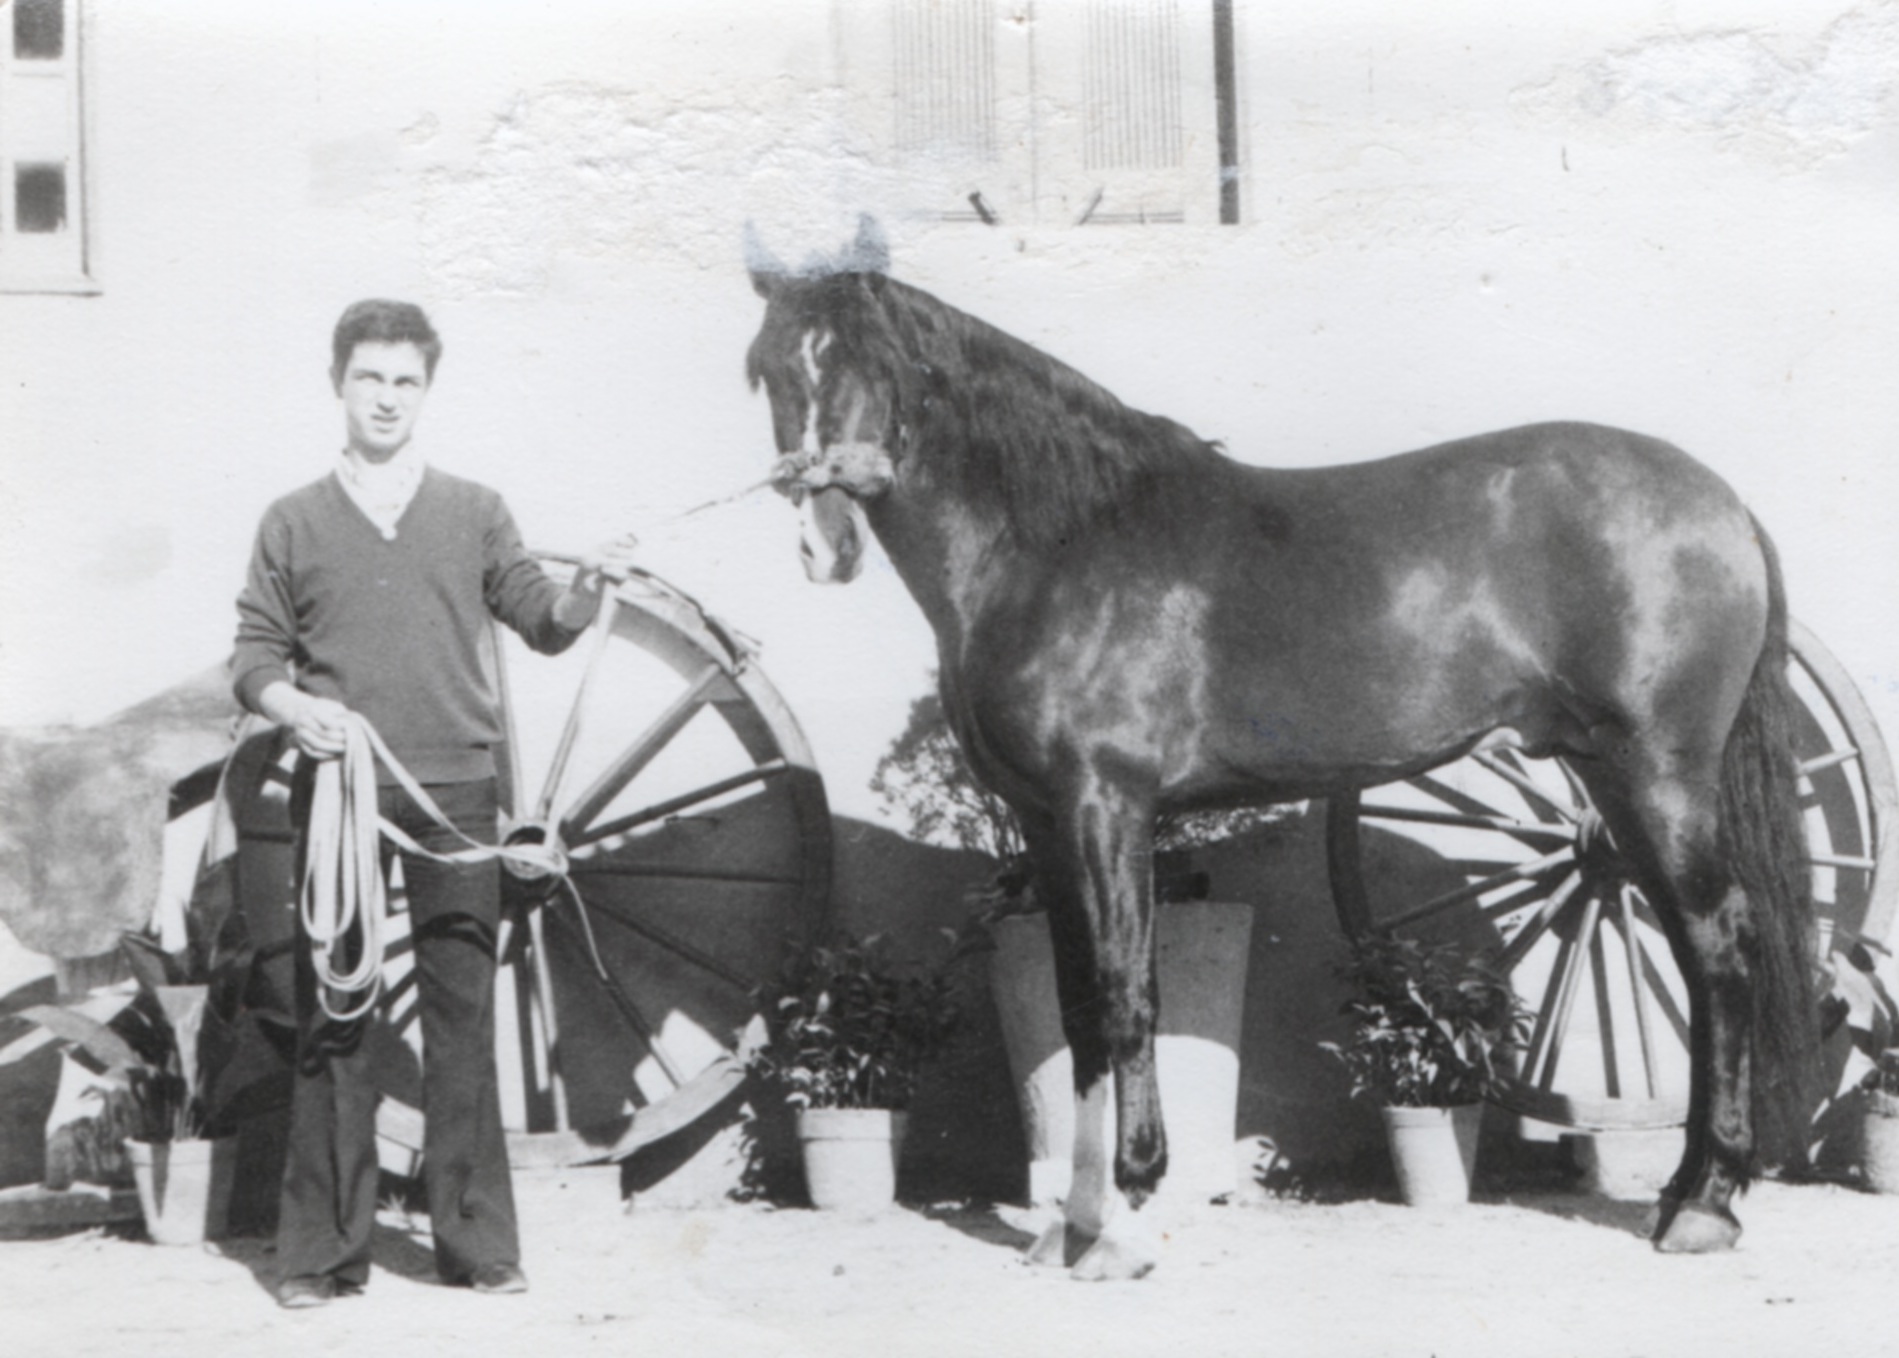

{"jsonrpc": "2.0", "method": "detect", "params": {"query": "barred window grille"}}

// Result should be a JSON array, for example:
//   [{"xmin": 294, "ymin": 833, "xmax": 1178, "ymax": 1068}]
[
  {"xmin": 1082, "ymin": 0, "xmax": 1183, "ymax": 172},
  {"xmin": 892, "ymin": 0, "xmax": 998, "ymax": 163},
  {"xmin": 850, "ymin": 0, "xmax": 1230, "ymax": 226}
]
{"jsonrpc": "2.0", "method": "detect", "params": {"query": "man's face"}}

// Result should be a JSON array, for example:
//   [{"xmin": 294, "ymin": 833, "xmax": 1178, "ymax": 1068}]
[{"xmin": 335, "ymin": 340, "xmax": 430, "ymax": 460}]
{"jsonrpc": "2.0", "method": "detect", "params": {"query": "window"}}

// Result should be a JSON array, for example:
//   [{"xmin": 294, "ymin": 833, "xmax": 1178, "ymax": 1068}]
[
  {"xmin": 2, "ymin": 0, "xmax": 95, "ymax": 292},
  {"xmin": 837, "ymin": 0, "xmax": 1238, "ymax": 227}
]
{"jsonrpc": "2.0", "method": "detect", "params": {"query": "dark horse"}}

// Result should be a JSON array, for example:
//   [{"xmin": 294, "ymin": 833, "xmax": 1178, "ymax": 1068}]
[{"xmin": 746, "ymin": 236, "xmax": 1817, "ymax": 1279}]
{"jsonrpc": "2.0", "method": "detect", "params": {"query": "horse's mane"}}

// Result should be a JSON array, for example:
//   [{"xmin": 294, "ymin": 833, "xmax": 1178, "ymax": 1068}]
[{"xmin": 802, "ymin": 274, "xmax": 1226, "ymax": 549}]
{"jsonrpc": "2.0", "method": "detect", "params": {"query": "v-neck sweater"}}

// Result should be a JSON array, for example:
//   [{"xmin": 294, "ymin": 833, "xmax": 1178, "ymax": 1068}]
[{"xmin": 233, "ymin": 467, "xmax": 582, "ymax": 784}]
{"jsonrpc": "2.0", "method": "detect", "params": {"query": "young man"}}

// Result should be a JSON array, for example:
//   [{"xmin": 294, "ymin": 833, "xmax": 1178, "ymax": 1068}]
[{"xmin": 232, "ymin": 299, "xmax": 637, "ymax": 1308}]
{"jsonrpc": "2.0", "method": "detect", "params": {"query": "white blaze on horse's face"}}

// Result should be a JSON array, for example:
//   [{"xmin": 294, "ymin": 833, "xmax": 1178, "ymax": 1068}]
[
  {"xmin": 796, "ymin": 328, "xmax": 829, "ymax": 460},
  {"xmin": 785, "ymin": 324, "xmax": 893, "ymax": 586}
]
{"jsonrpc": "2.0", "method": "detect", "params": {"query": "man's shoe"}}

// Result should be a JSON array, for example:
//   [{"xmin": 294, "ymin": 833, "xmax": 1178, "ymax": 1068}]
[
  {"xmin": 276, "ymin": 1275, "xmax": 338, "ymax": 1310},
  {"xmin": 470, "ymin": 1262, "xmax": 529, "ymax": 1295}
]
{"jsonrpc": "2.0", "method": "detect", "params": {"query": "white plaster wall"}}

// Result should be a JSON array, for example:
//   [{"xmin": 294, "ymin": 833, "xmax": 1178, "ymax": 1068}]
[{"xmin": 3, "ymin": 0, "xmax": 1895, "ymax": 835}]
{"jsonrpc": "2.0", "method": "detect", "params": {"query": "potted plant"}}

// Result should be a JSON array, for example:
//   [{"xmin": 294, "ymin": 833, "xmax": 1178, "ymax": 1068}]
[
  {"xmin": 747, "ymin": 931, "xmax": 960, "ymax": 1212},
  {"xmin": 871, "ymin": 685, "xmax": 1282, "ymax": 1206},
  {"xmin": 15, "ymin": 932, "xmax": 251, "ymax": 1243},
  {"xmin": 1862, "ymin": 1048, "xmax": 1899, "ymax": 1194},
  {"xmin": 1320, "ymin": 933, "xmax": 1529, "ymax": 1206}
]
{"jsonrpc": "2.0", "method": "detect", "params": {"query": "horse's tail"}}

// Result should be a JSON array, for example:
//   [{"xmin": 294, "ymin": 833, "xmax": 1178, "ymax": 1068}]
[{"xmin": 1719, "ymin": 514, "xmax": 1820, "ymax": 1170}]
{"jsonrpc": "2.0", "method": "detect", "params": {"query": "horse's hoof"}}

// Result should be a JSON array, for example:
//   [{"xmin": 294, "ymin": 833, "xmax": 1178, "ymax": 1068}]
[
  {"xmin": 1639, "ymin": 1189, "xmax": 1681, "ymax": 1239},
  {"xmin": 1653, "ymin": 1204, "xmax": 1741, "ymax": 1254},
  {"xmin": 1026, "ymin": 1222, "xmax": 1089, "ymax": 1269},
  {"xmin": 1069, "ymin": 1235, "xmax": 1157, "ymax": 1283}
]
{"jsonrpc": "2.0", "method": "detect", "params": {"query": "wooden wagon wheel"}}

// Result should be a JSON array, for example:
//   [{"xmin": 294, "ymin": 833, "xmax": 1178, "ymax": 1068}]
[
  {"xmin": 1325, "ymin": 620, "xmax": 1896, "ymax": 1132},
  {"xmin": 373, "ymin": 559, "xmax": 831, "ymax": 1169}
]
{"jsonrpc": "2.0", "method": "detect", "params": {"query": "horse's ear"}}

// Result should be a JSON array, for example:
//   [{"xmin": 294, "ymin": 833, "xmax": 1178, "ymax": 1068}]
[
  {"xmin": 744, "ymin": 221, "xmax": 788, "ymax": 298},
  {"xmin": 848, "ymin": 213, "xmax": 889, "ymax": 275}
]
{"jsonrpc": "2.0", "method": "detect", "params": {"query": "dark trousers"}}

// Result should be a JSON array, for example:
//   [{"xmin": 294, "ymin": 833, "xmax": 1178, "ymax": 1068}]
[{"xmin": 277, "ymin": 773, "xmax": 519, "ymax": 1286}]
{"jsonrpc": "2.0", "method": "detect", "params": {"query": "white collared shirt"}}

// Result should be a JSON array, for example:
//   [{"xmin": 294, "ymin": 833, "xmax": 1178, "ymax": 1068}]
[{"xmin": 335, "ymin": 442, "xmax": 425, "ymax": 540}]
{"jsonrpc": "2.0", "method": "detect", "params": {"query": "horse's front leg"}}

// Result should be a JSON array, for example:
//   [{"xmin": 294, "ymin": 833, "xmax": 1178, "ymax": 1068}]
[{"xmin": 1021, "ymin": 784, "xmax": 1166, "ymax": 1281}]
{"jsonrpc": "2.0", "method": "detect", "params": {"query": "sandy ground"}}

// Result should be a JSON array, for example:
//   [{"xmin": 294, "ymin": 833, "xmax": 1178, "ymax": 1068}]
[{"xmin": 3, "ymin": 1171, "xmax": 1894, "ymax": 1358}]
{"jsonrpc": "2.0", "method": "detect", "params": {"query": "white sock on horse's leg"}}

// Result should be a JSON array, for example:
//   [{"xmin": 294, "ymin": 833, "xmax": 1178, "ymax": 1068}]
[{"xmin": 1028, "ymin": 1077, "xmax": 1111, "ymax": 1267}]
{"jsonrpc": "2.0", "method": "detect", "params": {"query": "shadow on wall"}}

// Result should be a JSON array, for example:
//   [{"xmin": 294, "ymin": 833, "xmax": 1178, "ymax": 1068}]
[
  {"xmin": 1200, "ymin": 809, "xmax": 1492, "ymax": 1171},
  {"xmin": 806, "ymin": 816, "xmax": 1027, "ymax": 1206}
]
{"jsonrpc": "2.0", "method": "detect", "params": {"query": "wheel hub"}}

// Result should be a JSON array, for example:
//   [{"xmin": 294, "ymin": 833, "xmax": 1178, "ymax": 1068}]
[{"xmin": 500, "ymin": 820, "xmax": 569, "ymax": 901}]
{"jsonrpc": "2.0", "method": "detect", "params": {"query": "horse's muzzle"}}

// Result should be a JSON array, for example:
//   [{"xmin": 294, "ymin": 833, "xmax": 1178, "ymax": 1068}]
[{"xmin": 799, "ymin": 486, "xmax": 866, "ymax": 584}]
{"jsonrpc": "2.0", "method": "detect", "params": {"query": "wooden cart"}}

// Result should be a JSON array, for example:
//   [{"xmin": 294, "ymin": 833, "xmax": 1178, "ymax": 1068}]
[{"xmin": 1326, "ymin": 620, "xmax": 1896, "ymax": 1132}]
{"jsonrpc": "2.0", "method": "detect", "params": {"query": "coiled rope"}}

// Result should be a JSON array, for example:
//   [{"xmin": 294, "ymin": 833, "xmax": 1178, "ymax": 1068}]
[{"xmin": 299, "ymin": 712, "xmax": 566, "ymax": 1022}]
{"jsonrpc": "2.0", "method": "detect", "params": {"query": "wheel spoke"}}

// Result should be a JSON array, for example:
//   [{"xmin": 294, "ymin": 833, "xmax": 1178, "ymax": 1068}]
[
  {"xmin": 1536, "ymin": 890, "xmax": 1602, "ymax": 1091},
  {"xmin": 534, "ymin": 599, "xmax": 622, "ymax": 821},
  {"xmin": 568, "ymin": 862, "xmax": 806, "ymax": 888},
  {"xmin": 1473, "ymin": 751, "xmax": 1579, "ymax": 824},
  {"xmin": 567, "ymin": 760, "xmax": 790, "ymax": 850},
  {"xmin": 381, "ymin": 966, "xmax": 420, "ymax": 1026},
  {"xmin": 1379, "ymin": 845, "xmax": 1574, "ymax": 932},
  {"xmin": 1479, "ymin": 877, "xmax": 1562, "ymax": 924},
  {"xmin": 1405, "ymin": 772, "xmax": 1521, "ymax": 820},
  {"xmin": 555, "ymin": 662, "xmax": 726, "ymax": 842},
  {"xmin": 1520, "ymin": 928, "xmax": 1578, "ymax": 1088},
  {"xmin": 1807, "ymin": 851, "xmax": 1876, "ymax": 872},
  {"xmin": 1355, "ymin": 803, "xmax": 1573, "ymax": 844},
  {"xmin": 1497, "ymin": 869, "xmax": 1584, "ymax": 973},
  {"xmin": 1405, "ymin": 772, "xmax": 1566, "ymax": 852},
  {"xmin": 1453, "ymin": 858, "xmax": 1558, "ymax": 878},
  {"xmin": 1616, "ymin": 884, "xmax": 1661, "ymax": 1100},
  {"xmin": 550, "ymin": 894, "xmax": 691, "ymax": 1089},
  {"xmin": 1605, "ymin": 905, "xmax": 1692, "ymax": 1050},
  {"xmin": 1587, "ymin": 912, "xmax": 1619, "ymax": 1100},
  {"xmin": 564, "ymin": 891, "xmax": 756, "ymax": 993},
  {"xmin": 1556, "ymin": 759, "xmax": 1593, "ymax": 812},
  {"xmin": 525, "ymin": 904, "xmax": 571, "ymax": 1130},
  {"xmin": 1799, "ymin": 747, "xmax": 1862, "ymax": 777}
]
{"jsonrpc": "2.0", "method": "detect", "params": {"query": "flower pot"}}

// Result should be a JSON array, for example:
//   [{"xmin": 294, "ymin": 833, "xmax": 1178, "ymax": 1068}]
[
  {"xmin": 796, "ymin": 1108, "xmax": 907, "ymax": 1213},
  {"xmin": 1382, "ymin": 1104, "xmax": 1482, "ymax": 1207},
  {"xmin": 989, "ymin": 901, "xmax": 1254, "ymax": 1206},
  {"xmin": 1864, "ymin": 1091, "xmax": 1899, "ymax": 1195},
  {"xmin": 123, "ymin": 1137, "xmax": 237, "ymax": 1245}
]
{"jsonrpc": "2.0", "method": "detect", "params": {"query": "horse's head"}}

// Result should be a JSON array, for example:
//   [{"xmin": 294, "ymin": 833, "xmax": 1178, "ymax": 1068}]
[{"xmin": 745, "ymin": 221, "xmax": 902, "ymax": 585}]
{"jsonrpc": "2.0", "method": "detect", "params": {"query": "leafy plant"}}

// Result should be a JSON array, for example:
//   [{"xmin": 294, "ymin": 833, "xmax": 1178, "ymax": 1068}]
[
  {"xmin": 870, "ymin": 690, "xmax": 1024, "ymax": 864},
  {"xmin": 1320, "ymin": 934, "xmax": 1530, "ymax": 1108},
  {"xmin": 13, "ymin": 932, "xmax": 239, "ymax": 1142},
  {"xmin": 1865, "ymin": 1048, "xmax": 1899, "ymax": 1114},
  {"xmin": 748, "ymin": 932, "xmax": 961, "ymax": 1112}
]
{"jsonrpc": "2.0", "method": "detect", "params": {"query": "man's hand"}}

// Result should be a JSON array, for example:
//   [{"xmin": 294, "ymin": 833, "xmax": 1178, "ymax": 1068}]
[
  {"xmin": 258, "ymin": 682, "xmax": 353, "ymax": 761},
  {"xmin": 555, "ymin": 532, "xmax": 641, "ymax": 629}
]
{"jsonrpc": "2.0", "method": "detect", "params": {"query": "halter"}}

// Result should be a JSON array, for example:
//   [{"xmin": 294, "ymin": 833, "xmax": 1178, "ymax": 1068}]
[{"xmin": 770, "ymin": 442, "xmax": 895, "ymax": 502}]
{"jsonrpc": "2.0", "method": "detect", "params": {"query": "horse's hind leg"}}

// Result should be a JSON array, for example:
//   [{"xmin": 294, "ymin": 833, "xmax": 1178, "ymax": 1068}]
[{"xmin": 1574, "ymin": 756, "xmax": 1753, "ymax": 1252}]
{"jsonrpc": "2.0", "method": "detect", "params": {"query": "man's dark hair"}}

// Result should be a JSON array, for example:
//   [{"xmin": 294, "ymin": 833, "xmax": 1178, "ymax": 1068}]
[{"xmin": 330, "ymin": 299, "xmax": 443, "ymax": 384}]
